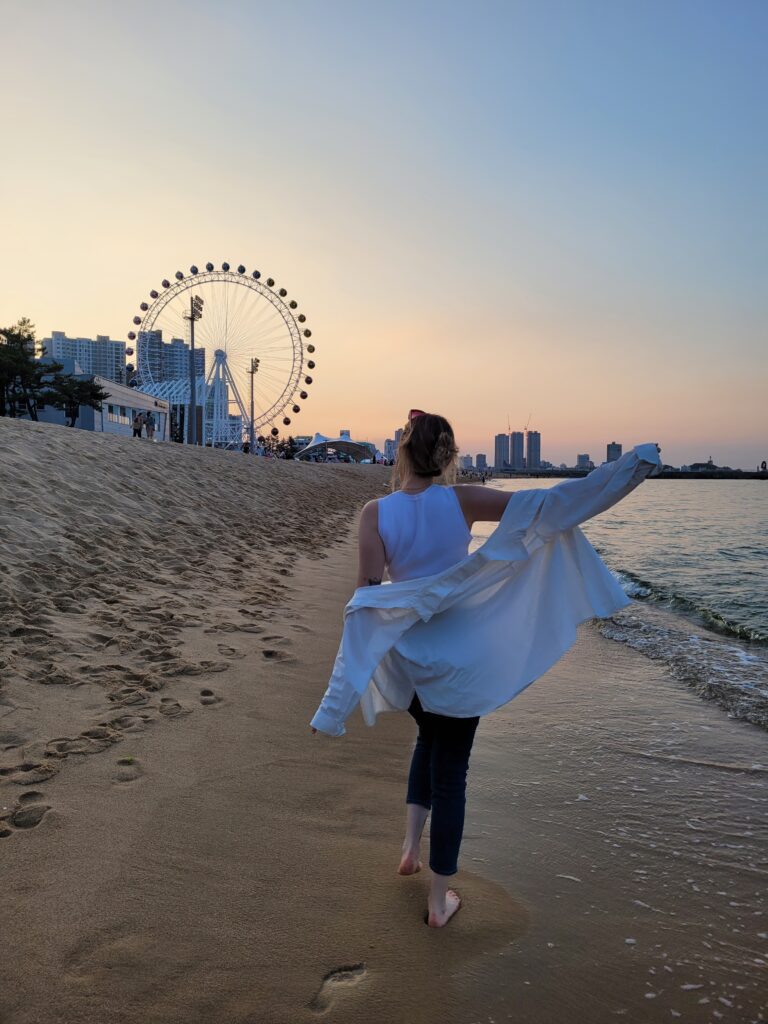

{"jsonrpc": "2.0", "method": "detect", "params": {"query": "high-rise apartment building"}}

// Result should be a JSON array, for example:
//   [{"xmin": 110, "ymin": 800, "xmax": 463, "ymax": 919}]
[
  {"xmin": 510, "ymin": 431, "xmax": 525, "ymax": 470},
  {"xmin": 494, "ymin": 433, "xmax": 510, "ymax": 470},
  {"xmin": 394, "ymin": 427, "xmax": 404, "ymax": 448},
  {"xmin": 384, "ymin": 438, "xmax": 396, "ymax": 462},
  {"xmin": 606, "ymin": 441, "xmax": 622, "ymax": 463},
  {"xmin": 476, "ymin": 454, "xmax": 487, "ymax": 470},
  {"xmin": 138, "ymin": 330, "xmax": 205, "ymax": 381},
  {"xmin": 460, "ymin": 455, "xmax": 473, "ymax": 470},
  {"xmin": 526, "ymin": 430, "xmax": 541, "ymax": 470},
  {"xmin": 576, "ymin": 453, "xmax": 592, "ymax": 470},
  {"xmin": 42, "ymin": 331, "xmax": 127, "ymax": 384}
]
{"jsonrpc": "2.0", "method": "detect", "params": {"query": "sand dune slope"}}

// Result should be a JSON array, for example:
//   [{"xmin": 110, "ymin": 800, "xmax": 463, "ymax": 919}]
[{"xmin": 0, "ymin": 417, "xmax": 388, "ymax": 797}]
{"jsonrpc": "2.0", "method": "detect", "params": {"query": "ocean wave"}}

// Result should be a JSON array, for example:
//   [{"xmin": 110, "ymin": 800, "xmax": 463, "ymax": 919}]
[
  {"xmin": 609, "ymin": 568, "xmax": 768, "ymax": 646},
  {"xmin": 596, "ymin": 608, "xmax": 768, "ymax": 731}
]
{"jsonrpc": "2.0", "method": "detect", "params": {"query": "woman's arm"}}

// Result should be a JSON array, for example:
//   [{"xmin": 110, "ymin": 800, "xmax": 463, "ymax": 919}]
[
  {"xmin": 453, "ymin": 485, "xmax": 514, "ymax": 527},
  {"xmin": 529, "ymin": 442, "xmax": 662, "ymax": 540},
  {"xmin": 356, "ymin": 499, "xmax": 386, "ymax": 589},
  {"xmin": 456, "ymin": 443, "xmax": 661, "ymax": 534}
]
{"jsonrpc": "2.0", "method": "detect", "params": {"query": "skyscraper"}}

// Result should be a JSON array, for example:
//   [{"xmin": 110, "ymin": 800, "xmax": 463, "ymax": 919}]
[
  {"xmin": 510, "ymin": 431, "xmax": 524, "ymax": 470},
  {"xmin": 476, "ymin": 454, "xmax": 487, "ymax": 470},
  {"xmin": 460, "ymin": 455, "xmax": 473, "ymax": 470},
  {"xmin": 606, "ymin": 441, "xmax": 622, "ymax": 463},
  {"xmin": 137, "ymin": 330, "xmax": 205, "ymax": 381},
  {"xmin": 526, "ymin": 430, "xmax": 541, "ymax": 470},
  {"xmin": 494, "ymin": 433, "xmax": 510, "ymax": 470},
  {"xmin": 42, "ymin": 331, "xmax": 127, "ymax": 384}
]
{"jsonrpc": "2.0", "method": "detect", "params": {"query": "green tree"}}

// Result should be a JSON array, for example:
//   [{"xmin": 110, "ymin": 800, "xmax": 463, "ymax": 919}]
[
  {"xmin": 257, "ymin": 433, "xmax": 299, "ymax": 459},
  {"xmin": 44, "ymin": 375, "xmax": 110, "ymax": 428},
  {"xmin": 0, "ymin": 318, "xmax": 54, "ymax": 419}
]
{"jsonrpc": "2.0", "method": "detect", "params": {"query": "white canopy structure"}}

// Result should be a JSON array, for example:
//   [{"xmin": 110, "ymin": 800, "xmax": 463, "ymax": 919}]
[{"xmin": 295, "ymin": 431, "xmax": 379, "ymax": 463}]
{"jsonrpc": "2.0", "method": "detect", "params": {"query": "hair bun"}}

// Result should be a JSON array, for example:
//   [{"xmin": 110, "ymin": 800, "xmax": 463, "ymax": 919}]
[{"xmin": 432, "ymin": 430, "xmax": 458, "ymax": 471}]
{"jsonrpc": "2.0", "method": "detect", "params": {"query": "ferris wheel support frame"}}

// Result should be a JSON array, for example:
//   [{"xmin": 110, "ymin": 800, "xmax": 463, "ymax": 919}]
[{"xmin": 204, "ymin": 349, "xmax": 251, "ymax": 449}]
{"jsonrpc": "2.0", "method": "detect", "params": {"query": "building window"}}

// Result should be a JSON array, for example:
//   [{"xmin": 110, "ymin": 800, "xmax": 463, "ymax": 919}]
[{"xmin": 107, "ymin": 404, "xmax": 131, "ymax": 425}]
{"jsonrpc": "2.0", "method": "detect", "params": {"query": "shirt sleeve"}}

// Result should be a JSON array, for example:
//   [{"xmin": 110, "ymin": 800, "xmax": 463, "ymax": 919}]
[
  {"xmin": 528, "ymin": 442, "xmax": 662, "ymax": 542},
  {"xmin": 310, "ymin": 675, "xmax": 361, "ymax": 737}
]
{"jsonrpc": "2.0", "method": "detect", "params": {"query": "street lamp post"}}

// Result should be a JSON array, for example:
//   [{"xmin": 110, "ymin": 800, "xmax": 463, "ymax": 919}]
[
  {"xmin": 247, "ymin": 357, "xmax": 260, "ymax": 453},
  {"xmin": 183, "ymin": 295, "xmax": 204, "ymax": 445}
]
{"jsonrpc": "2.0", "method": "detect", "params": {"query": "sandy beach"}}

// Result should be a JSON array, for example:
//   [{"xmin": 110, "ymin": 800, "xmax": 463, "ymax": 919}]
[{"xmin": 1, "ymin": 417, "xmax": 766, "ymax": 1024}]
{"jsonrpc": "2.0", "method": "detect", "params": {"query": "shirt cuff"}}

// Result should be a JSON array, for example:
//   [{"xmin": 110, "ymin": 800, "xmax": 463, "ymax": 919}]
[
  {"xmin": 310, "ymin": 707, "xmax": 346, "ymax": 737},
  {"xmin": 633, "ymin": 442, "xmax": 663, "ymax": 477}
]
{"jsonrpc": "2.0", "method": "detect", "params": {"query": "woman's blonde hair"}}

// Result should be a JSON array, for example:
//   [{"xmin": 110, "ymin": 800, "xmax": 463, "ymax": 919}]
[{"xmin": 391, "ymin": 412, "xmax": 459, "ymax": 491}]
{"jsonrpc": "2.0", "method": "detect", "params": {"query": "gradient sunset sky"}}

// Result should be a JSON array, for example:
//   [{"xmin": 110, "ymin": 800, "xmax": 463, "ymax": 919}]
[{"xmin": 2, "ymin": 0, "xmax": 766, "ymax": 468}]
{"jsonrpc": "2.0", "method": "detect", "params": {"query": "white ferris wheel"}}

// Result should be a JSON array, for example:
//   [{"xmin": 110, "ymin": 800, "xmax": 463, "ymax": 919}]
[{"xmin": 128, "ymin": 262, "xmax": 316, "ymax": 447}]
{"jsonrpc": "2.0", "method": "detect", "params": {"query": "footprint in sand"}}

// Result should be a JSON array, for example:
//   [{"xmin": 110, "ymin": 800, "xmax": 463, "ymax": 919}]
[
  {"xmin": 216, "ymin": 644, "xmax": 245, "ymax": 660},
  {"xmin": 0, "ymin": 760, "xmax": 61, "ymax": 785},
  {"xmin": 261, "ymin": 648, "xmax": 293, "ymax": 662},
  {"xmin": 107, "ymin": 686, "xmax": 151, "ymax": 707},
  {"xmin": 45, "ymin": 725, "xmax": 121, "ymax": 759},
  {"xmin": 199, "ymin": 688, "xmax": 221, "ymax": 707},
  {"xmin": 158, "ymin": 697, "xmax": 191, "ymax": 718},
  {"xmin": 0, "ymin": 791, "xmax": 52, "ymax": 834},
  {"xmin": 13, "ymin": 790, "xmax": 51, "ymax": 827},
  {"xmin": 114, "ymin": 756, "xmax": 142, "ymax": 784},
  {"xmin": 309, "ymin": 964, "xmax": 368, "ymax": 1013},
  {"xmin": 107, "ymin": 713, "xmax": 154, "ymax": 734}
]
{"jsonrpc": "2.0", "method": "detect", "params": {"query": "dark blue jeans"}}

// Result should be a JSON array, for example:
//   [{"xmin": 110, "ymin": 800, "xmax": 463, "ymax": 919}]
[{"xmin": 406, "ymin": 694, "xmax": 480, "ymax": 876}]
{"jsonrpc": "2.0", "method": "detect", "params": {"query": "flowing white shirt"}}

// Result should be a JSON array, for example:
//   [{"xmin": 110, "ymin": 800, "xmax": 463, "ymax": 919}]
[{"xmin": 311, "ymin": 442, "xmax": 662, "ymax": 737}]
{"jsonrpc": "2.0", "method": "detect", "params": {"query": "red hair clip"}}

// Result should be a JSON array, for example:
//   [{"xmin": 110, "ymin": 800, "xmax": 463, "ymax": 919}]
[{"xmin": 408, "ymin": 408, "xmax": 426, "ymax": 421}]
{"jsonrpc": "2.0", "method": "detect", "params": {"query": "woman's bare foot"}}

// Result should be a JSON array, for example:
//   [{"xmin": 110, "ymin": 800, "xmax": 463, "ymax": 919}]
[
  {"xmin": 397, "ymin": 848, "xmax": 422, "ymax": 875},
  {"xmin": 427, "ymin": 888, "xmax": 461, "ymax": 927}
]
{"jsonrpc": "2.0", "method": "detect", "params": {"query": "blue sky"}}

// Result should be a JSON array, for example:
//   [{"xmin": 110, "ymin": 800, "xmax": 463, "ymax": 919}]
[{"xmin": 2, "ymin": 0, "xmax": 766, "ymax": 466}]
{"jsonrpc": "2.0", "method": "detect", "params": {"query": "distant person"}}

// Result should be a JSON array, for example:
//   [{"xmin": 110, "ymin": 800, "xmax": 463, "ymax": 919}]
[
  {"xmin": 132, "ymin": 412, "xmax": 144, "ymax": 438},
  {"xmin": 311, "ymin": 409, "xmax": 662, "ymax": 928},
  {"xmin": 144, "ymin": 411, "xmax": 156, "ymax": 441}
]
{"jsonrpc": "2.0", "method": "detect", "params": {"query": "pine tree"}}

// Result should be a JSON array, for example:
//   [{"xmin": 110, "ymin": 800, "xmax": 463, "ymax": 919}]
[
  {"xmin": 44, "ymin": 375, "xmax": 110, "ymax": 428},
  {"xmin": 0, "ymin": 319, "xmax": 62, "ymax": 420}
]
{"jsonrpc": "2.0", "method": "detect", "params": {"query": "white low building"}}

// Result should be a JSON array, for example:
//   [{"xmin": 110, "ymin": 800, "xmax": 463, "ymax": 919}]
[{"xmin": 36, "ymin": 368, "xmax": 169, "ymax": 439}]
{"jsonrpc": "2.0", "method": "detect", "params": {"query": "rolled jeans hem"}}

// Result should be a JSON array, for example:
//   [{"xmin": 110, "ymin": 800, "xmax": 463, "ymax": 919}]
[
  {"xmin": 407, "ymin": 798, "xmax": 432, "ymax": 811},
  {"xmin": 429, "ymin": 863, "xmax": 458, "ymax": 877}
]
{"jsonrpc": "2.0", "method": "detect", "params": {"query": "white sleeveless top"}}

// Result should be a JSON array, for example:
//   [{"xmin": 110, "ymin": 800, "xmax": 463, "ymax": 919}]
[{"xmin": 377, "ymin": 484, "xmax": 472, "ymax": 583}]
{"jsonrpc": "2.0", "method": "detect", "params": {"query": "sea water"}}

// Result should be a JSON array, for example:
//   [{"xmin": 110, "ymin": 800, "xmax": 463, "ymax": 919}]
[{"xmin": 470, "ymin": 478, "xmax": 768, "ymax": 729}]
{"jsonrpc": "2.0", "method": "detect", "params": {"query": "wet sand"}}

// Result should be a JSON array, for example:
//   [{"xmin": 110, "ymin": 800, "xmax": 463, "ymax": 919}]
[{"xmin": 1, "ymin": 417, "xmax": 766, "ymax": 1023}]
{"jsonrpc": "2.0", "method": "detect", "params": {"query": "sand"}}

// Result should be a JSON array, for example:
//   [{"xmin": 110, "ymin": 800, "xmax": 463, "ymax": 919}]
[{"xmin": 1, "ymin": 416, "xmax": 766, "ymax": 1024}]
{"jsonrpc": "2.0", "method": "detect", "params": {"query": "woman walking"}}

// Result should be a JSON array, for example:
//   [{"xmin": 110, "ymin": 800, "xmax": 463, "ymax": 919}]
[{"xmin": 312, "ymin": 410, "xmax": 661, "ymax": 928}]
